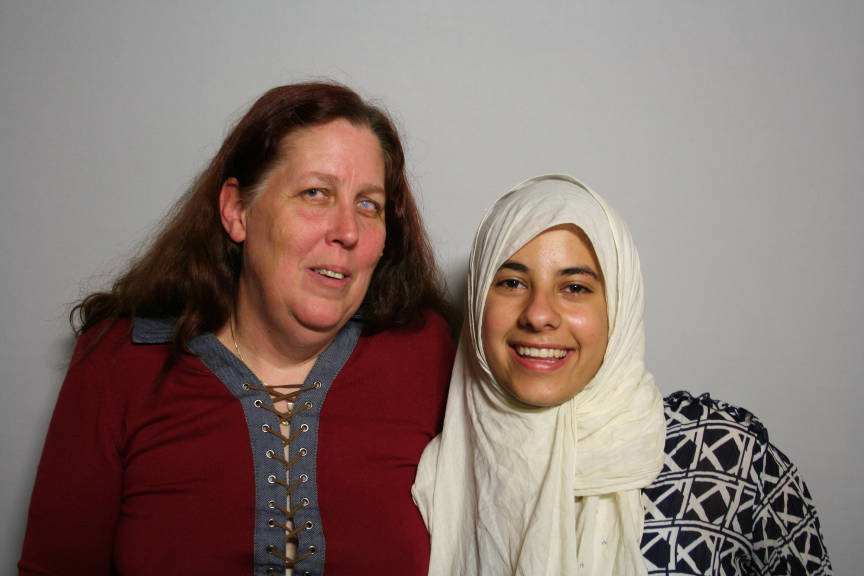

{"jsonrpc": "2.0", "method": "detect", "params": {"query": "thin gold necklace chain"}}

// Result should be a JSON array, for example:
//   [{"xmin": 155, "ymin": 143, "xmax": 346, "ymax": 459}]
[
  {"xmin": 228, "ymin": 318, "xmax": 303, "ymax": 406},
  {"xmin": 229, "ymin": 318, "xmax": 301, "ymax": 391},
  {"xmin": 229, "ymin": 317, "xmax": 247, "ymax": 364}
]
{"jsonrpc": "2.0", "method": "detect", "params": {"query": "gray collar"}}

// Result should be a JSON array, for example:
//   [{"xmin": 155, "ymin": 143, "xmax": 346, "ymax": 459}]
[{"xmin": 131, "ymin": 317, "xmax": 176, "ymax": 344}]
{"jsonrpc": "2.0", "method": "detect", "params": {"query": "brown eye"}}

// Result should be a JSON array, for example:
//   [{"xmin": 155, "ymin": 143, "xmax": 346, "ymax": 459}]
[
  {"xmin": 564, "ymin": 283, "xmax": 590, "ymax": 294},
  {"xmin": 496, "ymin": 278, "xmax": 524, "ymax": 290}
]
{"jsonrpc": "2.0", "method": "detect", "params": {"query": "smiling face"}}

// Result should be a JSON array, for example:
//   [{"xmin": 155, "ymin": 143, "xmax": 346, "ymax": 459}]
[
  {"xmin": 481, "ymin": 225, "xmax": 609, "ymax": 407},
  {"xmin": 223, "ymin": 118, "xmax": 386, "ymax": 349}
]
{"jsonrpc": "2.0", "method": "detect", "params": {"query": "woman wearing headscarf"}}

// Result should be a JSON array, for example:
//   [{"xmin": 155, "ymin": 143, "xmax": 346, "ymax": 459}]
[
  {"xmin": 19, "ymin": 82, "xmax": 455, "ymax": 576},
  {"xmin": 412, "ymin": 174, "xmax": 830, "ymax": 575}
]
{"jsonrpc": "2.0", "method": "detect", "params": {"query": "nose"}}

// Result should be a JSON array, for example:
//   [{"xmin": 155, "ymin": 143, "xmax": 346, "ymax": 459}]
[
  {"xmin": 518, "ymin": 289, "xmax": 560, "ymax": 331},
  {"xmin": 326, "ymin": 201, "xmax": 359, "ymax": 249}
]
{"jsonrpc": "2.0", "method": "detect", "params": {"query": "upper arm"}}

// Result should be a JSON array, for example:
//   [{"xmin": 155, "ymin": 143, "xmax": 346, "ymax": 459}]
[
  {"xmin": 751, "ymin": 442, "xmax": 832, "ymax": 575},
  {"xmin": 18, "ymin": 351, "xmax": 124, "ymax": 576}
]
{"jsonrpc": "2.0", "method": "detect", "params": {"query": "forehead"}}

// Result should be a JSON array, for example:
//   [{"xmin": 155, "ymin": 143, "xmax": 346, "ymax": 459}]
[
  {"xmin": 262, "ymin": 119, "xmax": 386, "ymax": 191},
  {"xmin": 279, "ymin": 118, "xmax": 382, "ymax": 159},
  {"xmin": 509, "ymin": 225, "xmax": 599, "ymax": 264}
]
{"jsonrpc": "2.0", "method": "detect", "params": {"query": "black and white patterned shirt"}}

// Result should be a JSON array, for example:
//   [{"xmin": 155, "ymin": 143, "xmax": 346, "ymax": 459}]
[{"xmin": 640, "ymin": 391, "xmax": 832, "ymax": 575}]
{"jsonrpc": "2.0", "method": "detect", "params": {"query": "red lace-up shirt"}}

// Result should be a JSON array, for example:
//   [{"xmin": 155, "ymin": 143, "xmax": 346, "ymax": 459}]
[{"xmin": 19, "ymin": 312, "xmax": 454, "ymax": 576}]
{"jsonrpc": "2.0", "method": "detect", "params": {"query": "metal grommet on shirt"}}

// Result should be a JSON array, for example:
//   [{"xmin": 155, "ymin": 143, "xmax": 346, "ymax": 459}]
[
  {"xmin": 312, "ymin": 381, "xmax": 322, "ymax": 389},
  {"xmin": 242, "ymin": 383, "xmax": 250, "ymax": 390},
  {"xmin": 304, "ymin": 520, "xmax": 313, "ymax": 530},
  {"xmin": 267, "ymin": 474, "xmax": 277, "ymax": 484},
  {"xmin": 300, "ymin": 423, "xmax": 309, "ymax": 432},
  {"xmin": 268, "ymin": 500, "xmax": 276, "ymax": 509},
  {"xmin": 268, "ymin": 518, "xmax": 275, "ymax": 527},
  {"xmin": 253, "ymin": 399, "xmax": 263, "ymax": 408},
  {"xmin": 298, "ymin": 448, "xmax": 307, "ymax": 457},
  {"xmin": 304, "ymin": 401, "xmax": 313, "ymax": 409},
  {"xmin": 301, "ymin": 497, "xmax": 309, "ymax": 506},
  {"xmin": 308, "ymin": 546, "xmax": 316, "ymax": 554},
  {"xmin": 299, "ymin": 473, "xmax": 308, "ymax": 483},
  {"xmin": 261, "ymin": 423, "xmax": 270, "ymax": 433},
  {"xmin": 266, "ymin": 449, "xmax": 275, "ymax": 458}
]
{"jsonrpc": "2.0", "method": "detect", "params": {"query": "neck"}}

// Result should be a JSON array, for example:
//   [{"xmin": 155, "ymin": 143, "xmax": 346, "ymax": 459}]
[{"xmin": 217, "ymin": 309, "xmax": 336, "ymax": 386}]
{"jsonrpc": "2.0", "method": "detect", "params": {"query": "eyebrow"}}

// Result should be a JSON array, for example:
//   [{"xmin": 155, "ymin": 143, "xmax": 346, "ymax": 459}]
[
  {"xmin": 304, "ymin": 172, "xmax": 385, "ymax": 196},
  {"xmin": 499, "ymin": 261, "xmax": 600, "ymax": 281}
]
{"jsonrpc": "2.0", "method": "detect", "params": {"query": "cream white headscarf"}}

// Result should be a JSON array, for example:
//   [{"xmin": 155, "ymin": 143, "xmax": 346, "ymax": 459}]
[{"xmin": 413, "ymin": 175, "xmax": 666, "ymax": 576}]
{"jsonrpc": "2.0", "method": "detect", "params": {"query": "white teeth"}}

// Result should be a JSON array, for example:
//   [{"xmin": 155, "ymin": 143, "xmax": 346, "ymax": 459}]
[
  {"xmin": 515, "ymin": 346, "xmax": 567, "ymax": 359},
  {"xmin": 315, "ymin": 268, "xmax": 345, "ymax": 280}
]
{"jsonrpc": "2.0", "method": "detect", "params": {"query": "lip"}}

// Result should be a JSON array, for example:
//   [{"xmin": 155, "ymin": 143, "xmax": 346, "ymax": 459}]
[{"xmin": 508, "ymin": 342, "xmax": 572, "ymax": 372}]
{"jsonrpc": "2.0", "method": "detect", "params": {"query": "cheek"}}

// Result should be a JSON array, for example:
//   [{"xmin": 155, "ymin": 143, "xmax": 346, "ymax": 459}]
[
  {"xmin": 285, "ymin": 222, "xmax": 326, "ymax": 253},
  {"xmin": 245, "ymin": 224, "xmax": 289, "ymax": 277},
  {"xmin": 566, "ymin": 307, "xmax": 609, "ymax": 346},
  {"xmin": 358, "ymin": 223, "xmax": 387, "ymax": 269},
  {"xmin": 370, "ymin": 225, "xmax": 387, "ymax": 255},
  {"xmin": 481, "ymin": 301, "xmax": 513, "ymax": 366},
  {"xmin": 480, "ymin": 307, "xmax": 499, "ymax": 357},
  {"xmin": 255, "ymin": 212, "xmax": 315, "ymax": 259}
]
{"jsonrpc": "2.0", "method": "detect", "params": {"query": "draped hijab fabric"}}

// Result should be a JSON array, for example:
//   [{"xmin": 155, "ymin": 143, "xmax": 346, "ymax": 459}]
[{"xmin": 412, "ymin": 175, "xmax": 666, "ymax": 575}]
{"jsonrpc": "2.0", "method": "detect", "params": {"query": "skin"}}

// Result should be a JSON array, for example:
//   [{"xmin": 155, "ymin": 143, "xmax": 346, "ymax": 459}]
[
  {"xmin": 217, "ymin": 118, "xmax": 387, "ymax": 384},
  {"xmin": 482, "ymin": 225, "xmax": 609, "ymax": 407}
]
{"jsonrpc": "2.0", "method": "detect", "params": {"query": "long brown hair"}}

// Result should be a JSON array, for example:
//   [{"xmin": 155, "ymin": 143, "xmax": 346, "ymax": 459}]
[{"xmin": 72, "ymin": 82, "xmax": 453, "ymax": 364}]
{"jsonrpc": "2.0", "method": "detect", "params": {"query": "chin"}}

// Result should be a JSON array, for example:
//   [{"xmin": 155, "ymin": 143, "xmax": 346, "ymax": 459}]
[
  {"xmin": 504, "ymin": 383, "xmax": 573, "ymax": 408},
  {"xmin": 293, "ymin": 305, "xmax": 354, "ymax": 334}
]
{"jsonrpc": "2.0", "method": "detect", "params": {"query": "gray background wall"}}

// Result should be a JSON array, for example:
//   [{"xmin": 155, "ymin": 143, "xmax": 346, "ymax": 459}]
[{"xmin": 1, "ymin": 1, "xmax": 861, "ymax": 573}]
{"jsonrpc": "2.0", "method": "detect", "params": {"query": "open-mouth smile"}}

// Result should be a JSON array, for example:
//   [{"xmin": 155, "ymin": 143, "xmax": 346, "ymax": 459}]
[
  {"xmin": 313, "ymin": 268, "xmax": 347, "ymax": 280},
  {"xmin": 509, "ymin": 343, "xmax": 572, "ymax": 369},
  {"xmin": 514, "ymin": 345, "xmax": 568, "ymax": 360}
]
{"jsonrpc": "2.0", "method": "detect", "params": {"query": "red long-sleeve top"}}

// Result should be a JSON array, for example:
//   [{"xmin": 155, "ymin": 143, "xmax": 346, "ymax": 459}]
[{"xmin": 19, "ymin": 312, "xmax": 454, "ymax": 575}]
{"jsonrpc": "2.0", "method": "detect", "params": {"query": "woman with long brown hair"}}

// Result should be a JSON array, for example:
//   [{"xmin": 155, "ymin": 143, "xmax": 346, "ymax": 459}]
[{"xmin": 19, "ymin": 82, "xmax": 455, "ymax": 576}]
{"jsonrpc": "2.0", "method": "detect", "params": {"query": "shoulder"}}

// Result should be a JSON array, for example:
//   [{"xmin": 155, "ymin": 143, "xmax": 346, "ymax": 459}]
[
  {"xmin": 645, "ymin": 393, "xmax": 770, "ymax": 562},
  {"xmin": 73, "ymin": 317, "xmax": 172, "ymax": 366},
  {"xmin": 656, "ymin": 390, "xmax": 785, "ymax": 492},
  {"xmin": 72, "ymin": 317, "xmax": 135, "ymax": 365},
  {"xmin": 54, "ymin": 319, "xmax": 161, "ymax": 443},
  {"xmin": 663, "ymin": 390, "xmax": 770, "ymax": 445},
  {"xmin": 348, "ymin": 310, "xmax": 455, "ymax": 395},
  {"xmin": 645, "ymin": 392, "xmax": 831, "ymax": 574},
  {"xmin": 358, "ymin": 310, "xmax": 455, "ymax": 357},
  {"xmin": 659, "ymin": 390, "xmax": 801, "ymax": 492},
  {"xmin": 68, "ymin": 317, "xmax": 186, "ymax": 396}
]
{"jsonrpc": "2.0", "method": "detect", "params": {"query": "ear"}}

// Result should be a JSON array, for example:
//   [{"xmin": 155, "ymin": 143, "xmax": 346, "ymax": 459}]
[{"xmin": 219, "ymin": 178, "xmax": 247, "ymax": 243}]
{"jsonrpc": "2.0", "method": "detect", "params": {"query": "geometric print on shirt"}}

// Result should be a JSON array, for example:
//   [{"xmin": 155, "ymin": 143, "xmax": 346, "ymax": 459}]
[{"xmin": 640, "ymin": 391, "xmax": 832, "ymax": 575}]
